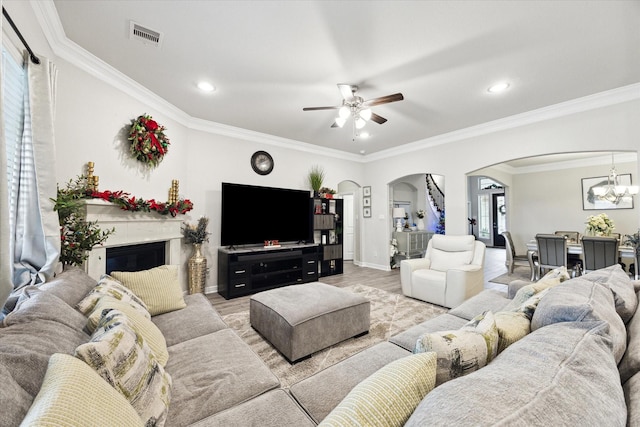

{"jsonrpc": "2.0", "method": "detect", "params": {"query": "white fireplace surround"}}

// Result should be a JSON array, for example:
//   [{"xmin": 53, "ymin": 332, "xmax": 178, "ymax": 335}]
[{"xmin": 83, "ymin": 200, "xmax": 184, "ymax": 287}]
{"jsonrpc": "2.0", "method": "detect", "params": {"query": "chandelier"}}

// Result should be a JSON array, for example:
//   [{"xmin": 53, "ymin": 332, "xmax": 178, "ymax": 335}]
[{"xmin": 592, "ymin": 153, "xmax": 639, "ymax": 204}]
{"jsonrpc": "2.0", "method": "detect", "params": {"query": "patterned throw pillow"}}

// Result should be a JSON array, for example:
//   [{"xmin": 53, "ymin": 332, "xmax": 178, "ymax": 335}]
[
  {"xmin": 504, "ymin": 277, "xmax": 562, "ymax": 311},
  {"xmin": 21, "ymin": 353, "xmax": 144, "ymax": 427},
  {"xmin": 87, "ymin": 296, "xmax": 169, "ymax": 366},
  {"xmin": 494, "ymin": 311, "xmax": 531, "ymax": 353},
  {"xmin": 510, "ymin": 288, "xmax": 552, "ymax": 320},
  {"xmin": 319, "ymin": 352, "xmax": 437, "ymax": 427},
  {"xmin": 75, "ymin": 310, "xmax": 172, "ymax": 426},
  {"xmin": 111, "ymin": 265, "xmax": 186, "ymax": 316},
  {"xmin": 414, "ymin": 311, "xmax": 499, "ymax": 385},
  {"xmin": 77, "ymin": 274, "xmax": 149, "ymax": 316}
]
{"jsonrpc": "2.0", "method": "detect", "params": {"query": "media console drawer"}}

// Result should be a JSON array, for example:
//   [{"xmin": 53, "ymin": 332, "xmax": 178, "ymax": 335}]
[{"xmin": 217, "ymin": 245, "xmax": 319, "ymax": 299}]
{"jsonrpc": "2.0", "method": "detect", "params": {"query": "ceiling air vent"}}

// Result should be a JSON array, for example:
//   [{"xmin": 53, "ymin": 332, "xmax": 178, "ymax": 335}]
[{"xmin": 129, "ymin": 21, "xmax": 163, "ymax": 48}]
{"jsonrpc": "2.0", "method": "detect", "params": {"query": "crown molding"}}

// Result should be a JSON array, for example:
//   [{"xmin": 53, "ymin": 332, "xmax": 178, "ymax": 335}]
[
  {"xmin": 480, "ymin": 152, "xmax": 637, "ymax": 175},
  {"xmin": 32, "ymin": 0, "xmax": 639, "ymax": 166},
  {"xmin": 364, "ymin": 83, "xmax": 640, "ymax": 162},
  {"xmin": 30, "ymin": 0, "xmax": 364, "ymax": 163}
]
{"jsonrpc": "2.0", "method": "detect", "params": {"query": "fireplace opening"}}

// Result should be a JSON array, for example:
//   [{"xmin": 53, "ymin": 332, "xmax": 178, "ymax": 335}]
[{"xmin": 106, "ymin": 241, "xmax": 166, "ymax": 274}]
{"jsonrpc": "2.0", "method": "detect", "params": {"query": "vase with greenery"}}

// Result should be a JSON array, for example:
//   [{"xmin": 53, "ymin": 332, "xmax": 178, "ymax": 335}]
[
  {"xmin": 52, "ymin": 175, "xmax": 114, "ymax": 267},
  {"xmin": 308, "ymin": 165, "xmax": 325, "ymax": 196},
  {"xmin": 182, "ymin": 217, "xmax": 210, "ymax": 294}
]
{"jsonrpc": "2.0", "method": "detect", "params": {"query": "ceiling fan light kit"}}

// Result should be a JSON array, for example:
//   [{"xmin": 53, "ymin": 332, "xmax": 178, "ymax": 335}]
[{"xmin": 303, "ymin": 84, "xmax": 404, "ymax": 139}]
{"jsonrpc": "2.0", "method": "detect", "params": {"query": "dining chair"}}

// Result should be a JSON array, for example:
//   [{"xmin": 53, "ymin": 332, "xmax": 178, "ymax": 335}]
[
  {"xmin": 502, "ymin": 231, "xmax": 536, "ymax": 281},
  {"xmin": 555, "ymin": 230, "xmax": 582, "ymax": 271},
  {"xmin": 581, "ymin": 236, "xmax": 620, "ymax": 274},
  {"xmin": 535, "ymin": 234, "xmax": 580, "ymax": 279}
]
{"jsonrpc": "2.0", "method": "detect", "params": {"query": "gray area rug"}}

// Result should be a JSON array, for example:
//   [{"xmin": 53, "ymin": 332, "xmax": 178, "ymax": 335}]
[
  {"xmin": 489, "ymin": 265, "xmax": 534, "ymax": 285},
  {"xmin": 222, "ymin": 284, "xmax": 447, "ymax": 388}
]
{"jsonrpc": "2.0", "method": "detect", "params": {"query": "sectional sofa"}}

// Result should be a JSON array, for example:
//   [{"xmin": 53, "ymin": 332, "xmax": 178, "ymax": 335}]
[{"xmin": 2, "ymin": 263, "xmax": 639, "ymax": 426}]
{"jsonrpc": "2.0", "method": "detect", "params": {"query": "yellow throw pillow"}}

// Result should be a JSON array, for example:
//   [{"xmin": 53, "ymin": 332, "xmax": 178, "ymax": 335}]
[
  {"xmin": 494, "ymin": 311, "xmax": 531, "ymax": 353},
  {"xmin": 87, "ymin": 296, "xmax": 169, "ymax": 366},
  {"xmin": 111, "ymin": 265, "xmax": 186, "ymax": 315},
  {"xmin": 20, "ymin": 353, "xmax": 144, "ymax": 427},
  {"xmin": 319, "ymin": 352, "xmax": 437, "ymax": 427}
]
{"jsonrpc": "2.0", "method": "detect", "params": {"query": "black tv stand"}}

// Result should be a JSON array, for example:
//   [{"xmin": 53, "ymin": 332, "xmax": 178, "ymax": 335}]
[{"xmin": 217, "ymin": 243, "xmax": 319, "ymax": 299}]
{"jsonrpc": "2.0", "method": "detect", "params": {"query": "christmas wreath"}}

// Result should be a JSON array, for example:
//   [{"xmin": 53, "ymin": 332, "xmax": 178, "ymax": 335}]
[{"xmin": 128, "ymin": 114, "xmax": 170, "ymax": 167}]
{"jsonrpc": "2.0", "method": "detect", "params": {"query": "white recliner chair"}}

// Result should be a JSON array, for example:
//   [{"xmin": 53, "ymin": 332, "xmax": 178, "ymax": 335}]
[{"xmin": 400, "ymin": 235, "xmax": 486, "ymax": 308}]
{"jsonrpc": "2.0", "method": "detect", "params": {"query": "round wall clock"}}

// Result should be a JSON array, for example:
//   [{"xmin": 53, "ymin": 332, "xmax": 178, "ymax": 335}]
[{"xmin": 251, "ymin": 151, "xmax": 274, "ymax": 175}]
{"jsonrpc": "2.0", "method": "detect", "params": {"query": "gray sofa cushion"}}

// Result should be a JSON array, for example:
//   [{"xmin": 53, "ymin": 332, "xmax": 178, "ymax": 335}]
[
  {"xmin": 405, "ymin": 321, "xmax": 625, "ymax": 427},
  {"xmin": 531, "ymin": 277, "xmax": 626, "ymax": 363},
  {"xmin": 152, "ymin": 293, "xmax": 228, "ymax": 347},
  {"xmin": 0, "ymin": 362, "xmax": 34, "ymax": 427},
  {"xmin": 447, "ymin": 289, "xmax": 510, "ymax": 320},
  {"xmin": 624, "ymin": 371, "xmax": 640, "ymax": 427},
  {"xmin": 389, "ymin": 313, "xmax": 468, "ymax": 351},
  {"xmin": 619, "ymin": 290, "xmax": 640, "ymax": 383},
  {"xmin": 38, "ymin": 266, "xmax": 97, "ymax": 308},
  {"xmin": 290, "ymin": 341, "xmax": 410, "ymax": 424},
  {"xmin": 190, "ymin": 389, "xmax": 315, "ymax": 427},
  {"xmin": 580, "ymin": 264, "xmax": 637, "ymax": 323},
  {"xmin": 164, "ymin": 328, "xmax": 279, "ymax": 426}
]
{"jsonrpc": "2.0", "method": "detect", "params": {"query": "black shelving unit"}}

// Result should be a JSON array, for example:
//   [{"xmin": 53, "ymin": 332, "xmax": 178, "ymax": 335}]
[{"xmin": 311, "ymin": 197, "xmax": 343, "ymax": 277}]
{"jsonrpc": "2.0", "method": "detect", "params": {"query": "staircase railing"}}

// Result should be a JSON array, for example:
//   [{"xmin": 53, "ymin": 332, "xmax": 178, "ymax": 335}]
[{"xmin": 426, "ymin": 174, "xmax": 444, "ymax": 213}]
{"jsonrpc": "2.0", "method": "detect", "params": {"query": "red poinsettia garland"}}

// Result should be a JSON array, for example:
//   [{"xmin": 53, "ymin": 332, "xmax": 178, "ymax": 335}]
[
  {"xmin": 90, "ymin": 189, "xmax": 193, "ymax": 217},
  {"xmin": 128, "ymin": 114, "xmax": 170, "ymax": 167}
]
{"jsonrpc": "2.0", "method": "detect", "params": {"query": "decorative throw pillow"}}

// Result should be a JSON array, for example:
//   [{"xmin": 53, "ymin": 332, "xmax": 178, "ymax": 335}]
[
  {"xmin": 503, "ymin": 277, "xmax": 561, "ymax": 311},
  {"xmin": 76, "ymin": 274, "xmax": 149, "ymax": 316},
  {"xmin": 111, "ymin": 265, "xmax": 186, "ymax": 316},
  {"xmin": 494, "ymin": 311, "xmax": 531, "ymax": 353},
  {"xmin": 21, "ymin": 353, "xmax": 144, "ymax": 427},
  {"xmin": 509, "ymin": 287, "xmax": 552, "ymax": 320},
  {"xmin": 87, "ymin": 296, "xmax": 168, "ymax": 366},
  {"xmin": 414, "ymin": 311, "xmax": 499, "ymax": 385},
  {"xmin": 541, "ymin": 266, "xmax": 571, "ymax": 282},
  {"xmin": 75, "ymin": 310, "xmax": 172, "ymax": 426},
  {"xmin": 319, "ymin": 352, "xmax": 437, "ymax": 427}
]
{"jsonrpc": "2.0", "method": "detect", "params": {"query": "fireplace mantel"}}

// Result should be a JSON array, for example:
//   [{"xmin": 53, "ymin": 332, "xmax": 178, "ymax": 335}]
[{"xmin": 84, "ymin": 199, "xmax": 184, "ymax": 286}]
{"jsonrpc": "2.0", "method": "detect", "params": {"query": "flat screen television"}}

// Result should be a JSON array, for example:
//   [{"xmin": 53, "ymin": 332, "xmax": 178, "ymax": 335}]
[{"xmin": 221, "ymin": 182, "xmax": 313, "ymax": 247}]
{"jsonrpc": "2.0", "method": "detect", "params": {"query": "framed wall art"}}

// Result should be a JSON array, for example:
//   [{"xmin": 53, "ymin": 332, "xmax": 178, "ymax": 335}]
[
  {"xmin": 581, "ymin": 174, "xmax": 634, "ymax": 210},
  {"xmin": 363, "ymin": 186, "xmax": 371, "ymax": 197},
  {"xmin": 363, "ymin": 207, "xmax": 371, "ymax": 218}
]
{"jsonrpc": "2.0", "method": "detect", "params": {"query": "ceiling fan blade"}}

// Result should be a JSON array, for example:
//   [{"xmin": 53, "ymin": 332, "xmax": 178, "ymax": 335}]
[
  {"xmin": 303, "ymin": 106, "xmax": 339, "ymax": 111},
  {"xmin": 363, "ymin": 93, "xmax": 404, "ymax": 107},
  {"xmin": 370, "ymin": 113, "xmax": 387, "ymax": 124},
  {"xmin": 337, "ymin": 83, "xmax": 356, "ymax": 101}
]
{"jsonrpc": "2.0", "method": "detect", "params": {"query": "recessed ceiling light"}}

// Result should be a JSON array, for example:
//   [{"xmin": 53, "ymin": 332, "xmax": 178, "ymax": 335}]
[
  {"xmin": 197, "ymin": 81, "xmax": 215, "ymax": 92},
  {"xmin": 360, "ymin": 150, "xmax": 366, "ymax": 154},
  {"xmin": 359, "ymin": 132, "xmax": 370, "ymax": 138},
  {"xmin": 487, "ymin": 82, "xmax": 510, "ymax": 94}
]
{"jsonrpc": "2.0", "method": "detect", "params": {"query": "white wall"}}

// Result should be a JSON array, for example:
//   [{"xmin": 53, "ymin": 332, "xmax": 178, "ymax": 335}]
[
  {"xmin": 7, "ymin": 0, "xmax": 640, "ymax": 280},
  {"xmin": 361, "ymin": 100, "xmax": 640, "ymax": 270}
]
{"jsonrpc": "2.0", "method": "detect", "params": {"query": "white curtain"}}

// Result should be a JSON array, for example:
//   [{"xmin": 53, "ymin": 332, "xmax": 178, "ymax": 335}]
[{"xmin": 1, "ymin": 54, "xmax": 60, "ymax": 309}]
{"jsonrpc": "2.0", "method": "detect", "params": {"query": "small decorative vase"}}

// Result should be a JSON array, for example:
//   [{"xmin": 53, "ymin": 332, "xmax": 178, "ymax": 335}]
[
  {"xmin": 416, "ymin": 218, "xmax": 425, "ymax": 231},
  {"xmin": 188, "ymin": 243, "xmax": 207, "ymax": 294}
]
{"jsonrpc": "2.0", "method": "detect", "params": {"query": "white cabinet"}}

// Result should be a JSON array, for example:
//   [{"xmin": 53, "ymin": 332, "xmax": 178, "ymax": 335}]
[{"xmin": 393, "ymin": 231, "xmax": 433, "ymax": 259}]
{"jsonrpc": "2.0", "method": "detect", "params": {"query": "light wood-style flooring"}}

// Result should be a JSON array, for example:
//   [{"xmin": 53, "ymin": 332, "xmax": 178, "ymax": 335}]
[{"xmin": 207, "ymin": 247, "xmax": 509, "ymax": 316}]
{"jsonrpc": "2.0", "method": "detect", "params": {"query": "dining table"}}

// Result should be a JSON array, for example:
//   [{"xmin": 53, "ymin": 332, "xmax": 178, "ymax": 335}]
[{"xmin": 525, "ymin": 239, "xmax": 638, "ymax": 279}]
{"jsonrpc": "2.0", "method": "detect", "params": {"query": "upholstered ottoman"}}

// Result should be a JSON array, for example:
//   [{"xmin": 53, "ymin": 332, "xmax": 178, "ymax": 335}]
[{"xmin": 250, "ymin": 282, "xmax": 370, "ymax": 362}]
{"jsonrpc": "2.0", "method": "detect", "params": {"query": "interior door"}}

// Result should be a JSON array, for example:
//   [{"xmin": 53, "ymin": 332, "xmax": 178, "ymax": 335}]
[
  {"xmin": 492, "ymin": 193, "xmax": 506, "ymax": 247},
  {"xmin": 342, "ymin": 194, "xmax": 354, "ymax": 260}
]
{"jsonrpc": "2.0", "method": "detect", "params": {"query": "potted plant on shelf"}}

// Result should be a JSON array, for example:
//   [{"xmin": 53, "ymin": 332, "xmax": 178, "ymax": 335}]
[
  {"xmin": 182, "ymin": 217, "xmax": 210, "ymax": 294},
  {"xmin": 308, "ymin": 165, "xmax": 325, "ymax": 197},
  {"xmin": 624, "ymin": 229, "xmax": 640, "ymax": 280}
]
